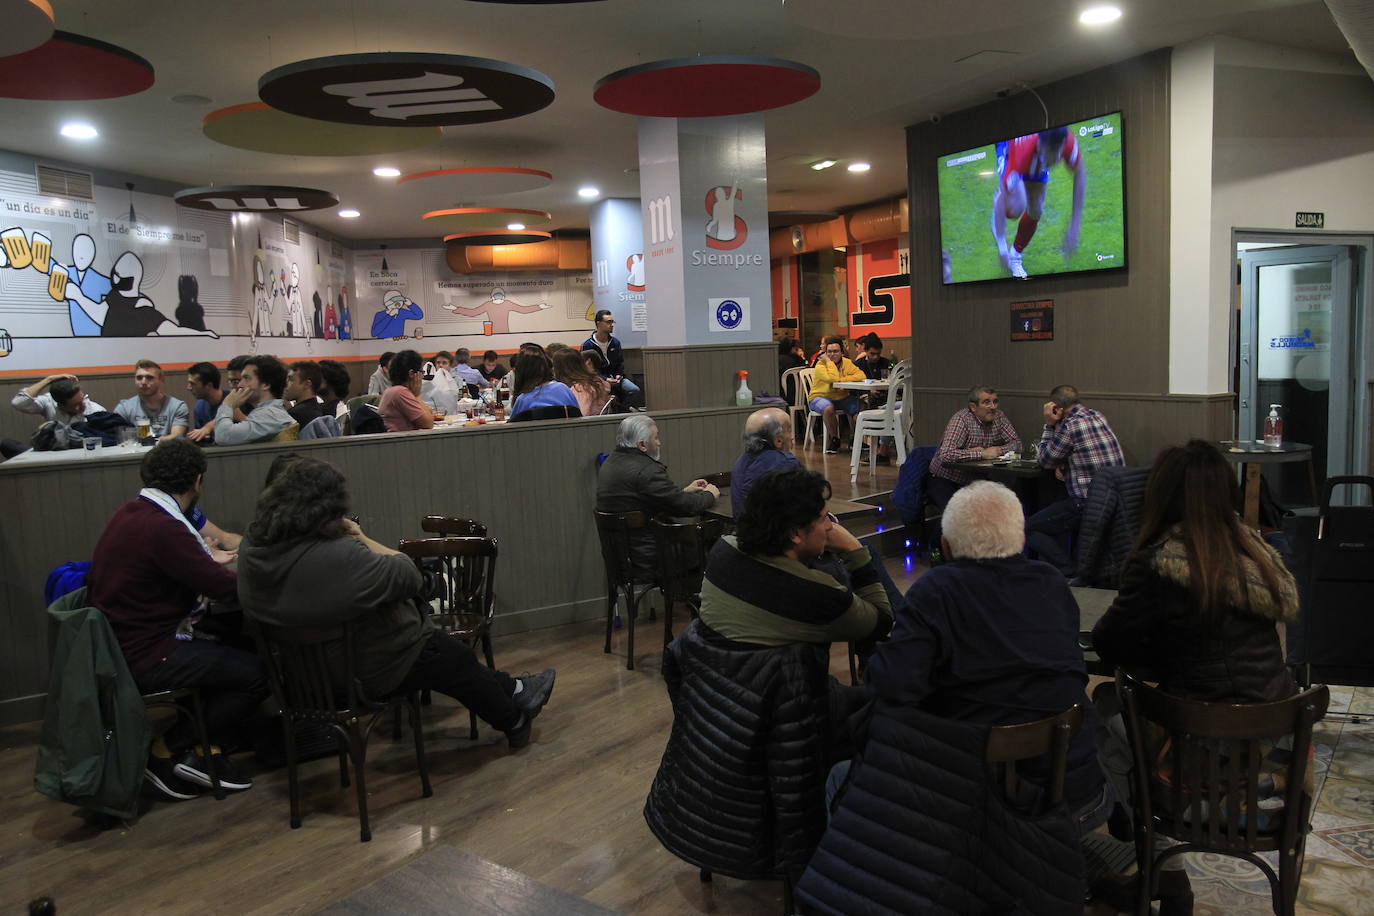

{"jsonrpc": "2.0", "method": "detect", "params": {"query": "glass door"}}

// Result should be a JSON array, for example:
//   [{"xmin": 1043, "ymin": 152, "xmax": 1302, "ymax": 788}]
[{"xmin": 1238, "ymin": 245, "xmax": 1359, "ymax": 506}]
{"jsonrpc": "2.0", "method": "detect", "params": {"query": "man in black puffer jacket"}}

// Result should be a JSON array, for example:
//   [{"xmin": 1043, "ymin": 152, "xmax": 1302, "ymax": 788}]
[{"xmin": 644, "ymin": 466, "xmax": 892, "ymax": 882}]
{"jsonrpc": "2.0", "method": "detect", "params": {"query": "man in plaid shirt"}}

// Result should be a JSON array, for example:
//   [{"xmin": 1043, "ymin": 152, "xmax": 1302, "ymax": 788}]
[
  {"xmin": 928, "ymin": 386, "xmax": 1021, "ymax": 509},
  {"xmin": 1026, "ymin": 384, "xmax": 1124, "ymax": 575}
]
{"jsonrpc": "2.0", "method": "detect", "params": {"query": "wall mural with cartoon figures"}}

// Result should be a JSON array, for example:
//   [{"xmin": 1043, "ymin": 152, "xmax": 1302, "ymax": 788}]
[
  {"xmin": 352, "ymin": 248, "xmax": 593, "ymax": 346},
  {"xmin": 0, "ymin": 160, "xmax": 594, "ymax": 371}
]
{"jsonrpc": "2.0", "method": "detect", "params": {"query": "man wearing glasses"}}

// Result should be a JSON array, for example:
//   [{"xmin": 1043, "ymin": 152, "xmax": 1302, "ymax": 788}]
[{"xmin": 927, "ymin": 385, "xmax": 1021, "ymax": 510}]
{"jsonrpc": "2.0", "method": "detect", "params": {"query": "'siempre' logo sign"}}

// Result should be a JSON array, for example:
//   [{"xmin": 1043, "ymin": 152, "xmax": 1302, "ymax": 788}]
[{"xmin": 705, "ymin": 184, "xmax": 746, "ymax": 251}]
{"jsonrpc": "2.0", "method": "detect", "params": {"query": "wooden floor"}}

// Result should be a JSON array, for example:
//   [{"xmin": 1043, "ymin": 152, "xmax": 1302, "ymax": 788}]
[{"xmin": 0, "ymin": 445, "xmax": 915, "ymax": 915}]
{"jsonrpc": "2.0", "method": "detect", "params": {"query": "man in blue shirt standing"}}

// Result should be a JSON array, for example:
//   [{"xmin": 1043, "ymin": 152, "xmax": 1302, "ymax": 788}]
[{"xmin": 730, "ymin": 408, "xmax": 798, "ymax": 517}]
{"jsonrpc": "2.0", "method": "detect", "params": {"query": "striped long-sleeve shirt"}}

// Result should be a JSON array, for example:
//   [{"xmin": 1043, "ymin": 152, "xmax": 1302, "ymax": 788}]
[
  {"xmin": 930, "ymin": 407, "xmax": 1021, "ymax": 485},
  {"xmin": 1037, "ymin": 403, "xmax": 1124, "ymax": 500}
]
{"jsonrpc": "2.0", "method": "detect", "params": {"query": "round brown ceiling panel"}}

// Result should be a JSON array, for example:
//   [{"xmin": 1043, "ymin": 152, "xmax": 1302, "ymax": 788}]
[
  {"xmin": 203, "ymin": 102, "xmax": 442, "ymax": 156},
  {"xmin": 423, "ymin": 207, "xmax": 552, "ymax": 230},
  {"xmin": 0, "ymin": 0, "xmax": 54, "ymax": 59},
  {"xmin": 174, "ymin": 185, "xmax": 340, "ymax": 213},
  {"xmin": 0, "ymin": 30, "xmax": 154, "ymax": 100},
  {"xmin": 443, "ymin": 229, "xmax": 552, "ymax": 246},
  {"xmin": 258, "ymin": 52, "xmax": 555, "ymax": 128},
  {"xmin": 594, "ymin": 55, "xmax": 819, "ymax": 118},
  {"xmin": 398, "ymin": 167, "xmax": 552, "ymax": 195}
]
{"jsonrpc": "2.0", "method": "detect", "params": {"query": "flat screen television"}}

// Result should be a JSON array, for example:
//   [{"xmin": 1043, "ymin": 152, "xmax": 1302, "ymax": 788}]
[{"xmin": 936, "ymin": 111, "xmax": 1125, "ymax": 284}]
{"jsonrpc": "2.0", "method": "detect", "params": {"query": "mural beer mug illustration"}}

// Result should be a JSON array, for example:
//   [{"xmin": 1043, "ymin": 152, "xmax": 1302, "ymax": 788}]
[
  {"xmin": 1, "ymin": 227, "xmax": 33, "ymax": 269},
  {"xmin": 30, "ymin": 232, "xmax": 51, "ymax": 274},
  {"xmin": 0, "ymin": 328, "xmax": 11, "ymax": 357},
  {"xmin": 47, "ymin": 264, "xmax": 69, "ymax": 301}
]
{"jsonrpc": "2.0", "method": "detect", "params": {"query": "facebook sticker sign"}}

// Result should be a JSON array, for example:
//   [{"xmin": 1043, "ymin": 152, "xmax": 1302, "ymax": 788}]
[{"xmin": 709, "ymin": 297, "xmax": 750, "ymax": 332}]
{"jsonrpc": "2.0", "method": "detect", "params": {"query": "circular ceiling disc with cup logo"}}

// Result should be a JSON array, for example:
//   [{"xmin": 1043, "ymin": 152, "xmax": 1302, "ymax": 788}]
[
  {"xmin": 258, "ymin": 52, "xmax": 556, "ymax": 128},
  {"xmin": 174, "ymin": 185, "xmax": 339, "ymax": 213}
]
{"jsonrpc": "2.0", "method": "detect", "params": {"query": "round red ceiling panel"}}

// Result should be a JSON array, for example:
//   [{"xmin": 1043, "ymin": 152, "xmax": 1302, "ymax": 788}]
[
  {"xmin": 0, "ymin": 0, "xmax": 54, "ymax": 59},
  {"xmin": 259, "ymin": 52, "xmax": 555, "ymax": 128},
  {"xmin": 443, "ymin": 230, "xmax": 552, "ymax": 246},
  {"xmin": 398, "ymin": 167, "xmax": 552, "ymax": 195},
  {"xmin": 0, "ymin": 30, "xmax": 154, "ymax": 100},
  {"xmin": 423, "ymin": 207, "xmax": 552, "ymax": 230},
  {"xmin": 594, "ymin": 55, "xmax": 820, "ymax": 118},
  {"xmin": 174, "ymin": 186, "xmax": 340, "ymax": 213}
]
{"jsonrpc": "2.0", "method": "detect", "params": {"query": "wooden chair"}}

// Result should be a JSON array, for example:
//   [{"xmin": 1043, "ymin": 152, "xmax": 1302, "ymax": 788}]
[
  {"xmin": 594, "ymin": 510, "xmax": 657, "ymax": 671},
  {"xmin": 1116, "ymin": 670, "xmax": 1330, "ymax": 916},
  {"xmin": 398, "ymin": 536, "xmax": 499, "ymax": 739},
  {"xmin": 254, "ymin": 620, "xmax": 432, "ymax": 842},
  {"xmin": 420, "ymin": 516, "xmax": 488, "ymax": 538},
  {"xmin": 985, "ymin": 704, "xmax": 1083, "ymax": 813},
  {"xmin": 650, "ymin": 515, "xmax": 725, "ymax": 648}
]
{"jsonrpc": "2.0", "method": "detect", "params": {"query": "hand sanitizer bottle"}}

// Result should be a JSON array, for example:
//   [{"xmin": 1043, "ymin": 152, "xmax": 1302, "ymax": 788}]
[
  {"xmin": 735, "ymin": 370, "xmax": 752, "ymax": 407},
  {"xmin": 1264, "ymin": 404, "xmax": 1283, "ymax": 448}
]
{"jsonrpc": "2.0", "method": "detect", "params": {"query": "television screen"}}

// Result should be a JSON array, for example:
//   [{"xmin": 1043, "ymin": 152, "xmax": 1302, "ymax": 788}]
[{"xmin": 936, "ymin": 111, "xmax": 1125, "ymax": 284}]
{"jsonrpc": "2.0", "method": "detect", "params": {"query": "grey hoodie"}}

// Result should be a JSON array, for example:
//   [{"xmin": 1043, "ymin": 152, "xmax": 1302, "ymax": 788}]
[{"xmin": 237, "ymin": 534, "xmax": 430, "ymax": 696}]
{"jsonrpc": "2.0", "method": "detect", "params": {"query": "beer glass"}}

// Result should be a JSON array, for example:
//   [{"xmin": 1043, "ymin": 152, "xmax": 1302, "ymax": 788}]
[
  {"xmin": 47, "ymin": 264, "xmax": 69, "ymax": 301},
  {"xmin": 1, "ymin": 228, "xmax": 32, "ymax": 270},
  {"xmin": 30, "ymin": 232, "xmax": 51, "ymax": 274},
  {"xmin": 136, "ymin": 420, "xmax": 152, "ymax": 439}
]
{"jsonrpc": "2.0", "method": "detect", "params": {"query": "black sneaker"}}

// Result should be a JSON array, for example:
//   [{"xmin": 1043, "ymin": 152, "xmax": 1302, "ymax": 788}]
[
  {"xmin": 174, "ymin": 750, "xmax": 254, "ymax": 791},
  {"xmin": 513, "ymin": 669, "xmax": 556, "ymax": 721},
  {"xmin": 145, "ymin": 756, "xmax": 205, "ymax": 801},
  {"xmin": 825, "ymin": 437, "xmax": 840, "ymax": 454}
]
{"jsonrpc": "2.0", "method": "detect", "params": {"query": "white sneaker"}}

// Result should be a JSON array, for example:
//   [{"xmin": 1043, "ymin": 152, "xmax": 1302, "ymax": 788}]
[{"xmin": 1007, "ymin": 251, "xmax": 1028, "ymax": 279}]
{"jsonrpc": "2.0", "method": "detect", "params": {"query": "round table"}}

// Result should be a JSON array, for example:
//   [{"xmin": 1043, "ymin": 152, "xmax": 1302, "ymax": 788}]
[
  {"xmin": 1218, "ymin": 440, "xmax": 1317, "ymax": 526},
  {"xmin": 833, "ymin": 379, "xmax": 889, "ymax": 392}
]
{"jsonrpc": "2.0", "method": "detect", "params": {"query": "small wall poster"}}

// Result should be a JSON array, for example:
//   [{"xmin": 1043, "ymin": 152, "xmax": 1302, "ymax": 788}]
[{"xmin": 1010, "ymin": 299, "xmax": 1054, "ymax": 341}]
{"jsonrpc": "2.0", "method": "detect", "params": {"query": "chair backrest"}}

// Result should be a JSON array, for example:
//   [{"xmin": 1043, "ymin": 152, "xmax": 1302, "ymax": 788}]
[
  {"xmin": 781, "ymin": 366, "xmax": 809, "ymax": 410},
  {"xmin": 594, "ymin": 509, "xmax": 647, "ymax": 587},
  {"xmin": 651, "ymin": 515, "xmax": 725, "ymax": 602},
  {"xmin": 397, "ymin": 536, "xmax": 498, "ymax": 632},
  {"xmin": 346, "ymin": 394, "xmax": 380, "ymax": 412},
  {"xmin": 420, "ymin": 516, "xmax": 488, "ymax": 537},
  {"xmin": 985, "ymin": 704, "xmax": 1083, "ymax": 813},
  {"xmin": 255, "ymin": 619, "xmax": 367, "ymax": 717},
  {"xmin": 299, "ymin": 415, "xmax": 342, "ymax": 439},
  {"xmin": 796, "ymin": 367, "xmax": 815, "ymax": 405},
  {"xmin": 510, "ymin": 404, "xmax": 582, "ymax": 423},
  {"xmin": 1116, "ymin": 670, "xmax": 1330, "ymax": 852}
]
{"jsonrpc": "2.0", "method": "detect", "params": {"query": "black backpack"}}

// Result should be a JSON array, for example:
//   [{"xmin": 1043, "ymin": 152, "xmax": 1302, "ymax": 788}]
[{"xmin": 69, "ymin": 411, "xmax": 135, "ymax": 447}]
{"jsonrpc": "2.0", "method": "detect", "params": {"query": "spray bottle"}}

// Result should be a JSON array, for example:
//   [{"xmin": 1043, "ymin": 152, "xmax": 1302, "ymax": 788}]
[
  {"xmin": 1264, "ymin": 404, "xmax": 1283, "ymax": 449},
  {"xmin": 735, "ymin": 370, "xmax": 752, "ymax": 407}
]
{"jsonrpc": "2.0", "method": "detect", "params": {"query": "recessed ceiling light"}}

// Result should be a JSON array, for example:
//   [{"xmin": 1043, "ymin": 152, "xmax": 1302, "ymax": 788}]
[
  {"xmin": 1080, "ymin": 5, "xmax": 1122, "ymax": 24},
  {"xmin": 810, "ymin": 159, "xmax": 837, "ymax": 171},
  {"xmin": 847, "ymin": 162, "xmax": 871, "ymax": 173},
  {"xmin": 578, "ymin": 186, "xmax": 600, "ymax": 199},
  {"xmin": 59, "ymin": 123, "xmax": 98, "ymax": 140},
  {"xmin": 338, "ymin": 209, "xmax": 361, "ymax": 218},
  {"xmin": 507, "ymin": 222, "xmax": 526, "ymax": 230},
  {"xmin": 372, "ymin": 166, "xmax": 400, "ymax": 178}
]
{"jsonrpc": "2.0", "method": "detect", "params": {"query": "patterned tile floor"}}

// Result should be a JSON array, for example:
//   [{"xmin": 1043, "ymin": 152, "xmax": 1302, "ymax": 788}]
[{"xmin": 1101, "ymin": 686, "xmax": 1374, "ymax": 915}]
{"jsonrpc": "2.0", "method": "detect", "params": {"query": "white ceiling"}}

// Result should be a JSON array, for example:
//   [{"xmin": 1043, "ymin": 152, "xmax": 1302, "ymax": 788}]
[{"xmin": 1, "ymin": 0, "xmax": 1351, "ymax": 243}]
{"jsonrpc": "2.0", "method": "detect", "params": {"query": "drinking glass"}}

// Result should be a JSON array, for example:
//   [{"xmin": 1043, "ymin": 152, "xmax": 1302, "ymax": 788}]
[
  {"xmin": 1, "ymin": 228, "xmax": 32, "ymax": 270},
  {"xmin": 82, "ymin": 436, "xmax": 101, "ymax": 453},
  {"xmin": 47, "ymin": 264, "xmax": 69, "ymax": 301},
  {"xmin": 30, "ymin": 232, "xmax": 51, "ymax": 274},
  {"xmin": 136, "ymin": 421, "xmax": 152, "ymax": 439}
]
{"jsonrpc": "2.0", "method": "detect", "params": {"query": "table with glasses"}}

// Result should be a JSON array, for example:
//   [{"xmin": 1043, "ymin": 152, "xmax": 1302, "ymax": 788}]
[
  {"xmin": 955, "ymin": 456, "xmax": 1065, "ymax": 516},
  {"xmin": 2, "ymin": 440, "xmax": 148, "ymax": 466}
]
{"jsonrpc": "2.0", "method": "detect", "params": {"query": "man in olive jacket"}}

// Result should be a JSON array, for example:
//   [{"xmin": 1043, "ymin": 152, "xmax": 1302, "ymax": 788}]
[{"xmin": 596, "ymin": 414, "xmax": 719, "ymax": 577}]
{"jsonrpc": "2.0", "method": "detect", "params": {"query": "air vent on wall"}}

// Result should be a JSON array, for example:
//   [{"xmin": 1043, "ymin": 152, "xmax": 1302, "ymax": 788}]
[
  {"xmin": 35, "ymin": 164, "xmax": 95, "ymax": 202},
  {"xmin": 282, "ymin": 218, "xmax": 300, "ymax": 245}
]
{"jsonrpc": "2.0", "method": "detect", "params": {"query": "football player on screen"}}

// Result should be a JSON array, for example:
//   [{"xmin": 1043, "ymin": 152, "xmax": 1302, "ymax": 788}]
[{"xmin": 990, "ymin": 126, "xmax": 1086, "ymax": 279}]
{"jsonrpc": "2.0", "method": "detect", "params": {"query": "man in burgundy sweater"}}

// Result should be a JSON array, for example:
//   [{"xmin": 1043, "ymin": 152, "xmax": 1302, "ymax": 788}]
[{"xmin": 89, "ymin": 439, "xmax": 267, "ymax": 800}]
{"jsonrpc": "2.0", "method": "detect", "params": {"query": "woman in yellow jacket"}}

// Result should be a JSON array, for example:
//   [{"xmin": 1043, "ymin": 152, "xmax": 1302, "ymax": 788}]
[{"xmin": 810, "ymin": 336, "xmax": 866, "ymax": 453}]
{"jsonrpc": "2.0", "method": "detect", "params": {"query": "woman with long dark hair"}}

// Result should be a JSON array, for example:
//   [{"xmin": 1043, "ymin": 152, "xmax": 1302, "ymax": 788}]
[
  {"xmin": 553, "ymin": 348, "xmax": 610, "ymax": 417},
  {"xmin": 377, "ymin": 349, "xmax": 436, "ymax": 432},
  {"xmin": 237, "ymin": 457, "xmax": 556, "ymax": 748},
  {"xmin": 509, "ymin": 350, "xmax": 580, "ymax": 421},
  {"xmin": 1091, "ymin": 439, "xmax": 1299, "ymax": 913}
]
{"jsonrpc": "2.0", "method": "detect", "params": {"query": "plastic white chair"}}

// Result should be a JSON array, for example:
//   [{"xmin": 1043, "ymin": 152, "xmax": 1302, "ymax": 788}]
[{"xmin": 850, "ymin": 362, "xmax": 909, "ymax": 480}]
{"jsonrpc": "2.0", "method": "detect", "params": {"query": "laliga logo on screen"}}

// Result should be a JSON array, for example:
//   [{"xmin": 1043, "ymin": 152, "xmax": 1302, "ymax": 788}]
[
  {"xmin": 626, "ymin": 253, "xmax": 645, "ymax": 292},
  {"xmin": 704, "ymin": 184, "xmax": 747, "ymax": 251}
]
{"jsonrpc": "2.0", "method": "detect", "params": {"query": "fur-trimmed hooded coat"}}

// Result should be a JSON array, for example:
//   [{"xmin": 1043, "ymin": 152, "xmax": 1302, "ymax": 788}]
[{"xmin": 1092, "ymin": 525, "xmax": 1299, "ymax": 703}]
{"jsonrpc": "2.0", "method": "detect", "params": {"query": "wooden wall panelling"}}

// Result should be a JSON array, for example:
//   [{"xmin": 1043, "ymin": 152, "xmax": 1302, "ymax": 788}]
[{"xmin": 0, "ymin": 406, "xmax": 753, "ymax": 724}]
